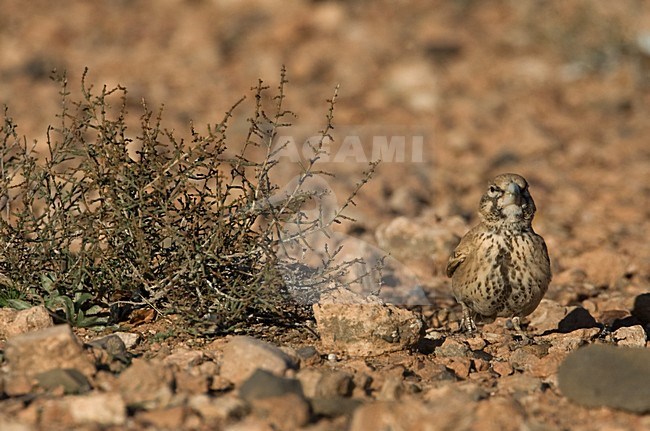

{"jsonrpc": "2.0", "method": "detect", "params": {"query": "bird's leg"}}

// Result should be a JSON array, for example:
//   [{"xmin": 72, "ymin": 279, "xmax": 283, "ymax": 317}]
[{"xmin": 460, "ymin": 304, "xmax": 477, "ymax": 334}]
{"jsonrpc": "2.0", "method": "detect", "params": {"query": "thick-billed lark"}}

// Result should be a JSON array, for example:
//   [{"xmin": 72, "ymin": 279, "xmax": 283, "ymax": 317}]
[{"xmin": 446, "ymin": 173, "xmax": 551, "ymax": 334}]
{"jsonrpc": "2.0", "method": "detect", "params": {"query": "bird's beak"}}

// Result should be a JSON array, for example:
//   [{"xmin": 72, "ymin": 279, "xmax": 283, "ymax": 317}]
[{"xmin": 502, "ymin": 182, "xmax": 522, "ymax": 207}]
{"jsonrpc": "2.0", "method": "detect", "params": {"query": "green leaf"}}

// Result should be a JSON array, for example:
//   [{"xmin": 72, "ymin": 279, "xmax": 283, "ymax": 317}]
[{"xmin": 6, "ymin": 298, "xmax": 33, "ymax": 310}]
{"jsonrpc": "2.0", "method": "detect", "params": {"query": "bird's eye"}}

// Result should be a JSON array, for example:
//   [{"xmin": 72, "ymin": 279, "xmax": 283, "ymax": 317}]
[{"xmin": 488, "ymin": 185, "xmax": 500, "ymax": 195}]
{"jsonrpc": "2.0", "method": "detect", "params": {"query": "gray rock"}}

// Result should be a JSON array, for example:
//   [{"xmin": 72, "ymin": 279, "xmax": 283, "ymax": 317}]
[
  {"xmin": 310, "ymin": 397, "xmax": 362, "ymax": 417},
  {"xmin": 87, "ymin": 334, "xmax": 131, "ymax": 369},
  {"xmin": 558, "ymin": 344, "xmax": 650, "ymax": 413},
  {"xmin": 296, "ymin": 345, "xmax": 321, "ymax": 366},
  {"xmin": 239, "ymin": 369, "xmax": 304, "ymax": 401},
  {"xmin": 36, "ymin": 368, "xmax": 91, "ymax": 394}
]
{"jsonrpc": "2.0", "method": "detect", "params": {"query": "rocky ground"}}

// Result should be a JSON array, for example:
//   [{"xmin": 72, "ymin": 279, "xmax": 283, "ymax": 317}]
[{"xmin": 1, "ymin": 0, "xmax": 650, "ymax": 430}]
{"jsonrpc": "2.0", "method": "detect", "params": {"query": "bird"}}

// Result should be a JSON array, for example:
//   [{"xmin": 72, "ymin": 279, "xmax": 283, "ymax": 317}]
[{"xmin": 446, "ymin": 173, "xmax": 551, "ymax": 335}]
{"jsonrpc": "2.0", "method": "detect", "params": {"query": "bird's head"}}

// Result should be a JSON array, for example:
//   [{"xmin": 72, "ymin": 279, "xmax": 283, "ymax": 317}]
[{"xmin": 478, "ymin": 173, "xmax": 536, "ymax": 230}]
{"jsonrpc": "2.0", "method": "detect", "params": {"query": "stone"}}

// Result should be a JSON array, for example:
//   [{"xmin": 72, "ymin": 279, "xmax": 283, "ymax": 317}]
[
  {"xmin": 530, "ymin": 351, "xmax": 566, "ymax": 378},
  {"xmin": 316, "ymin": 370, "xmax": 354, "ymax": 398},
  {"xmin": 415, "ymin": 362, "xmax": 455, "ymax": 383},
  {"xmin": 163, "ymin": 348, "xmax": 204, "ymax": 369},
  {"xmin": 497, "ymin": 374, "xmax": 542, "ymax": 395},
  {"xmin": 175, "ymin": 369, "xmax": 209, "ymax": 395},
  {"xmin": 35, "ymin": 369, "xmax": 91, "ymax": 394},
  {"xmin": 313, "ymin": 287, "xmax": 423, "ymax": 357},
  {"xmin": 296, "ymin": 368, "xmax": 353, "ymax": 399},
  {"xmin": 0, "ymin": 306, "xmax": 53, "ymax": 338},
  {"xmin": 527, "ymin": 299, "xmax": 571, "ymax": 334},
  {"xmin": 0, "ymin": 417, "xmax": 32, "ymax": 431},
  {"xmin": 117, "ymin": 358, "xmax": 174, "ymax": 409},
  {"xmin": 220, "ymin": 336, "xmax": 296, "ymax": 385},
  {"xmin": 87, "ymin": 334, "xmax": 130, "ymax": 371},
  {"xmin": 543, "ymin": 328, "xmax": 600, "ymax": 353},
  {"xmin": 473, "ymin": 397, "xmax": 525, "ymax": 431},
  {"xmin": 4, "ymin": 325, "xmax": 95, "ymax": 378},
  {"xmin": 310, "ymin": 397, "xmax": 362, "ymax": 417},
  {"xmin": 112, "ymin": 331, "xmax": 142, "ymax": 349},
  {"xmin": 137, "ymin": 406, "xmax": 189, "ymax": 429},
  {"xmin": 441, "ymin": 357, "xmax": 472, "ymax": 379},
  {"xmin": 472, "ymin": 358, "xmax": 490, "ymax": 372},
  {"xmin": 376, "ymin": 376, "xmax": 405, "ymax": 401},
  {"xmin": 558, "ymin": 344, "xmax": 650, "ymax": 413},
  {"xmin": 87, "ymin": 334, "xmax": 128, "ymax": 360},
  {"xmin": 68, "ymin": 393, "xmax": 126, "ymax": 426},
  {"xmin": 2, "ymin": 373, "xmax": 34, "ymax": 397},
  {"xmin": 349, "ymin": 398, "xmax": 473, "ymax": 431},
  {"xmin": 466, "ymin": 336, "xmax": 487, "ymax": 351},
  {"xmin": 492, "ymin": 361, "xmax": 514, "ymax": 377},
  {"xmin": 436, "ymin": 337, "xmax": 470, "ymax": 357},
  {"xmin": 226, "ymin": 417, "xmax": 275, "ymax": 431},
  {"xmin": 251, "ymin": 393, "xmax": 310, "ymax": 429},
  {"xmin": 296, "ymin": 368, "xmax": 322, "ymax": 398},
  {"xmin": 296, "ymin": 345, "xmax": 321, "ymax": 366},
  {"xmin": 612, "ymin": 325, "xmax": 647, "ymax": 347},
  {"xmin": 239, "ymin": 369, "xmax": 304, "ymax": 401},
  {"xmin": 188, "ymin": 394, "xmax": 249, "ymax": 422}
]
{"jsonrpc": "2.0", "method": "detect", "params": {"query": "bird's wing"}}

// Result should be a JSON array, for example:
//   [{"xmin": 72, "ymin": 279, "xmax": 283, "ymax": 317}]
[{"xmin": 446, "ymin": 226, "xmax": 480, "ymax": 278}]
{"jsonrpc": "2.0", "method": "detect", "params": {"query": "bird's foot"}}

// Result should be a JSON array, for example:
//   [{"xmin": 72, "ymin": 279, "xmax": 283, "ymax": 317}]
[{"xmin": 460, "ymin": 307, "xmax": 478, "ymax": 334}]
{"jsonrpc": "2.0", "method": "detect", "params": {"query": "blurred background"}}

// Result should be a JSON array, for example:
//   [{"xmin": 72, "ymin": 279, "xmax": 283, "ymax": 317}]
[{"xmin": 1, "ymin": 0, "xmax": 648, "ymax": 300}]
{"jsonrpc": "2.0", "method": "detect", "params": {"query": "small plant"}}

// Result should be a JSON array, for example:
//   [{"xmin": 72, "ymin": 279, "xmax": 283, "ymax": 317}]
[{"xmin": 0, "ymin": 68, "xmax": 376, "ymax": 335}]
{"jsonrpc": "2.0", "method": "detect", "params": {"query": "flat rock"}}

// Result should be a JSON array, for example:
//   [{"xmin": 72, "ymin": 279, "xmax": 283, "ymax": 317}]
[
  {"xmin": 220, "ymin": 336, "xmax": 296, "ymax": 385},
  {"xmin": 313, "ymin": 287, "xmax": 423, "ymax": 357},
  {"xmin": 558, "ymin": 344, "xmax": 650, "ymax": 413},
  {"xmin": 4, "ymin": 325, "xmax": 95, "ymax": 378},
  {"xmin": 0, "ymin": 306, "xmax": 53, "ymax": 338}
]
